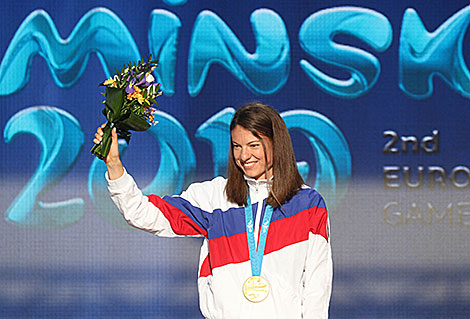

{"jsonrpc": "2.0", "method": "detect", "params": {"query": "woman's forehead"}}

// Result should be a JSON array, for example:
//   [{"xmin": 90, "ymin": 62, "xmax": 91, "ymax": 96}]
[{"xmin": 231, "ymin": 125, "xmax": 265, "ymax": 141}]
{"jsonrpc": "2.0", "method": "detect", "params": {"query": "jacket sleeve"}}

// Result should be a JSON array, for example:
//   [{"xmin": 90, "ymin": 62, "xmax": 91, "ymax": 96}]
[
  {"xmin": 107, "ymin": 169, "xmax": 206, "ymax": 237},
  {"xmin": 301, "ymin": 197, "xmax": 333, "ymax": 319}
]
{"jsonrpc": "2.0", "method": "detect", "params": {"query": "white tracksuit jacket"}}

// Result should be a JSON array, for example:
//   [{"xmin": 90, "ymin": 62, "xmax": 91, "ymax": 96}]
[{"xmin": 107, "ymin": 169, "xmax": 332, "ymax": 319}]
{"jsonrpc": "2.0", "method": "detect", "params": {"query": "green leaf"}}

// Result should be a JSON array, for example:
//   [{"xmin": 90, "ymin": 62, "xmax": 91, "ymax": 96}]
[
  {"xmin": 114, "ymin": 68, "xmax": 121, "ymax": 77},
  {"xmin": 104, "ymin": 87, "xmax": 125, "ymax": 122},
  {"xmin": 118, "ymin": 112, "xmax": 151, "ymax": 132}
]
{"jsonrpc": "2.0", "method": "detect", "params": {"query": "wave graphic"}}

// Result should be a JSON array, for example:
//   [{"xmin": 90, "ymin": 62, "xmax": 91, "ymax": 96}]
[
  {"xmin": 0, "ymin": 8, "xmax": 140, "ymax": 95},
  {"xmin": 399, "ymin": 5, "xmax": 470, "ymax": 98},
  {"xmin": 188, "ymin": 9, "xmax": 290, "ymax": 96}
]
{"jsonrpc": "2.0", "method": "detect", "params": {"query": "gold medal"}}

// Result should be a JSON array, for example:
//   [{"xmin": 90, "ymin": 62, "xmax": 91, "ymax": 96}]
[{"xmin": 242, "ymin": 276, "xmax": 270, "ymax": 302}]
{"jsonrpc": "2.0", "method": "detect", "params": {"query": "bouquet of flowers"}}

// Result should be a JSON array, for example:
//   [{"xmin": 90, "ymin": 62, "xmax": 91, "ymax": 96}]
[{"xmin": 90, "ymin": 55, "xmax": 161, "ymax": 160}]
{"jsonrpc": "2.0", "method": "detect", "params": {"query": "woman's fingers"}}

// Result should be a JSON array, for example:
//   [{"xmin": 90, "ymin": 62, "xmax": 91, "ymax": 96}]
[
  {"xmin": 93, "ymin": 124, "xmax": 108, "ymax": 144},
  {"xmin": 111, "ymin": 126, "xmax": 117, "ymax": 139},
  {"xmin": 97, "ymin": 124, "xmax": 105, "ymax": 135}
]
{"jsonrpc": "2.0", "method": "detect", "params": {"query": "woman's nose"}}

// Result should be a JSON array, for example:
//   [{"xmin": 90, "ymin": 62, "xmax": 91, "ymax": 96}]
[{"xmin": 240, "ymin": 148, "xmax": 251, "ymax": 161}]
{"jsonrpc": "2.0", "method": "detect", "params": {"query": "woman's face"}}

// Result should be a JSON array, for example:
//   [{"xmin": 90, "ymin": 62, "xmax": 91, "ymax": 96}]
[{"xmin": 231, "ymin": 125, "xmax": 273, "ymax": 180}]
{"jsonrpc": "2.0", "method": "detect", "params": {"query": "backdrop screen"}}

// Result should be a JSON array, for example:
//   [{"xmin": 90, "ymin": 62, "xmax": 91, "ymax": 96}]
[{"xmin": 1, "ymin": 0, "xmax": 469, "ymax": 318}]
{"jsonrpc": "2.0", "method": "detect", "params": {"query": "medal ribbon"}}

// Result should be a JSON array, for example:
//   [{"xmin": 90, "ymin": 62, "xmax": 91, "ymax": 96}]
[{"xmin": 245, "ymin": 195, "xmax": 274, "ymax": 276}]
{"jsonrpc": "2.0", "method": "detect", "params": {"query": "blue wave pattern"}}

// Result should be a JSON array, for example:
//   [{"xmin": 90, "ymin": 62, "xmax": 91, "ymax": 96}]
[
  {"xmin": 399, "ymin": 5, "xmax": 470, "ymax": 98},
  {"xmin": 282, "ymin": 110, "xmax": 351, "ymax": 209},
  {"xmin": 195, "ymin": 107, "xmax": 235, "ymax": 177},
  {"xmin": 2, "ymin": 6, "xmax": 469, "ymax": 98},
  {"xmin": 0, "ymin": 8, "xmax": 140, "ymax": 95},
  {"xmin": 3, "ymin": 106, "xmax": 84, "ymax": 228},
  {"xmin": 0, "ymin": 7, "xmax": 288, "ymax": 97},
  {"xmin": 299, "ymin": 7, "xmax": 392, "ymax": 98},
  {"xmin": 149, "ymin": 10, "xmax": 181, "ymax": 96},
  {"xmin": 188, "ymin": 9, "xmax": 290, "ymax": 96},
  {"xmin": 3, "ymin": 105, "xmax": 349, "ymax": 229},
  {"xmin": 163, "ymin": 0, "xmax": 188, "ymax": 6}
]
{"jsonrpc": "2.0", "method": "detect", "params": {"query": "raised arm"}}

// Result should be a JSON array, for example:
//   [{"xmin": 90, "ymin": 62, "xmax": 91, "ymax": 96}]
[
  {"xmin": 93, "ymin": 123, "xmax": 124, "ymax": 180},
  {"xmin": 93, "ymin": 124, "xmax": 207, "ymax": 238}
]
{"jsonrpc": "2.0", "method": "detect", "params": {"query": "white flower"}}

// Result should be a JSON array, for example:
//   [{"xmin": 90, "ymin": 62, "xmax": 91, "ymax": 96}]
[{"xmin": 145, "ymin": 73, "xmax": 155, "ymax": 83}]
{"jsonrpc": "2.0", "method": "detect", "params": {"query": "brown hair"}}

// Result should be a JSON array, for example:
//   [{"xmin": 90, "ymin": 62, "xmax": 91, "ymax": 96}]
[{"xmin": 225, "ymin": 102, "xmax": 304, "ymax": 207}]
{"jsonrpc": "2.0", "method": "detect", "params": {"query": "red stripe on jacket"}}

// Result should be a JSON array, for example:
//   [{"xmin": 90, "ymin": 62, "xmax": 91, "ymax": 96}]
[
  {"xmin": 199, "ymin": 206, "xmax": 328, "ymax": 277},
  {"xmin": 147, "ymin": 195, "xmax": 208, "ymax": 237}
]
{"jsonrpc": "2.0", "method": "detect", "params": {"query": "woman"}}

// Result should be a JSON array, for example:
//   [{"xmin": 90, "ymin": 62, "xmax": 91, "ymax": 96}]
[{"xmin": 94, "ymin": 102, "xmax": 332, "ymax": 319}]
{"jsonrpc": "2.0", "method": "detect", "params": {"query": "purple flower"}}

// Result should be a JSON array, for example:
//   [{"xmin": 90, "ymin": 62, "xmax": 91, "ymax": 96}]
[
  {"xmin": 125, "ymin": 79, "xmax": 136, "ymax": 93},
  {"xmin": 135, "ymin": 73, "xmax": 146, "ymax": 86}
]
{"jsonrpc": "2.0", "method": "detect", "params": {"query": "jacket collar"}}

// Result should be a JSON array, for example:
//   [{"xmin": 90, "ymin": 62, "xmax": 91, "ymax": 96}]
[{"xmin": 244, "ymin": 175, "xmax": 272, "ymax": 203}]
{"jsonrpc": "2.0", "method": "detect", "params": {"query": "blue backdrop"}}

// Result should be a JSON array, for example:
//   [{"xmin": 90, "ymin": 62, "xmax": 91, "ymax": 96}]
[{"xmin": 1, "ymin": 0, "xmax": 469, "ymax": 318}]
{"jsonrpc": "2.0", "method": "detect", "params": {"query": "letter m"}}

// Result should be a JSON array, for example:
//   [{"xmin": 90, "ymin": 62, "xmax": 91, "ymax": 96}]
[{"xmin": 0, "ymin": 8, "xmax": 140, "ymax": 95}]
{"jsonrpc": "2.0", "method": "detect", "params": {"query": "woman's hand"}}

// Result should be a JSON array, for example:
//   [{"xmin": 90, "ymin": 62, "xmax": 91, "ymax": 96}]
[{"xmin": 94, "ymin": 124, "xmax": 124, "ymax": 180}]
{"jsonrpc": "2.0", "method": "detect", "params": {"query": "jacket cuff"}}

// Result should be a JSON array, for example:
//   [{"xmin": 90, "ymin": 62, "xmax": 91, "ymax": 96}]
[{"xmin": 106, "ymin": 167, "xmax": 131, "ymax": 192}]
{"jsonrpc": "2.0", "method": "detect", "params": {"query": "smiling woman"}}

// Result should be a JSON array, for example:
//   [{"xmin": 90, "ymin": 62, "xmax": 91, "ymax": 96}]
[
  {"xmin": 226, "ymin": 103, "xmax": 305, "ymax": 208},
  {"xmin": 231, "ymin": 125, "xmax": 273, "ymax": 181},
  {"xmin": 93, "ymin": 102, "xmax": 332, "ymax": 318}
]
